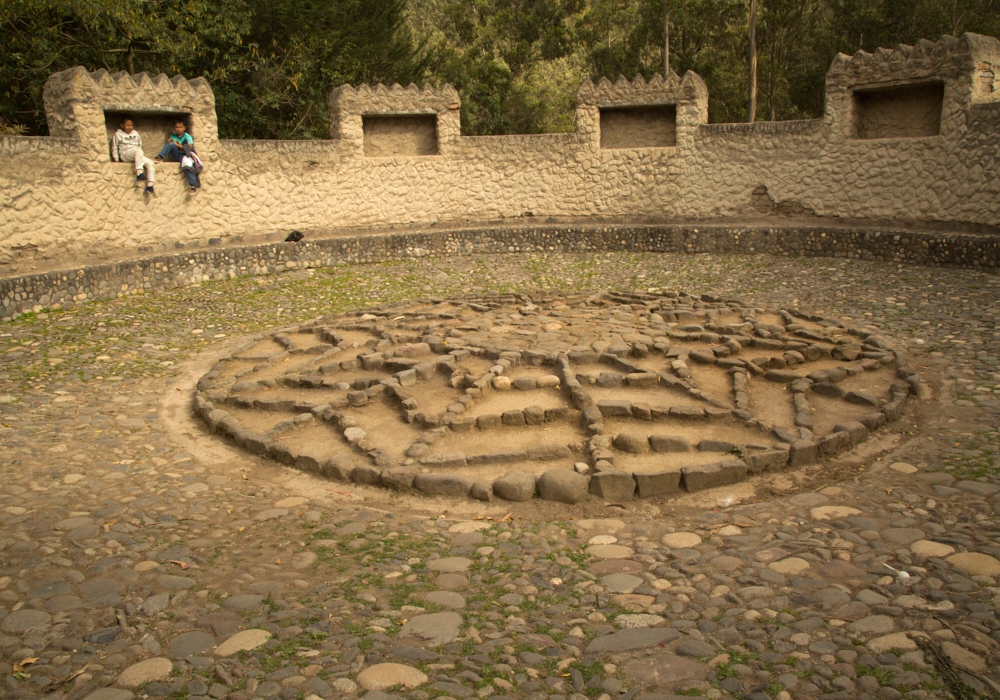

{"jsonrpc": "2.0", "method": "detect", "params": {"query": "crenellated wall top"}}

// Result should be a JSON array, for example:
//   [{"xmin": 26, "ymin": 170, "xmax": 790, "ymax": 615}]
[
  {"xmin": 42, "ymin": 67, "xmax": 218, "ymax": 152},
  {"xmin": 329, "ymin": 82, "xmax": 462, "ymax": 152}
]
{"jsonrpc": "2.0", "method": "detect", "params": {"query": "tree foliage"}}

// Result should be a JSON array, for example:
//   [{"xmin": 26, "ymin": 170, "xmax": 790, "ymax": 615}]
[
  {"xmin": 1, "ymin": 0, "xmax": 426, "ymax": 138},
  {"xmin": 1, "ymin": 0, "xmax": 252, "ymax": 134},
  {"xmin": 413, "ymin": 0, "xmax": 1000, "ymax": 129},
  {"xmin": 2, "ymin": 0, "xmax": 999, "ymax": 137}
]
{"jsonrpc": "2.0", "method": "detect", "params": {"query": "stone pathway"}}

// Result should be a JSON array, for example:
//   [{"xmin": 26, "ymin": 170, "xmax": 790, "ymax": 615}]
[{"xmin": 0, "ymin": 252, "xmax": 999, "ymax": 700}]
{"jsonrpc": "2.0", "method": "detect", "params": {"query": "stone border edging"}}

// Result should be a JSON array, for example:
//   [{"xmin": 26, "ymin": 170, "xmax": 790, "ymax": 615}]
[
  {"xmin": 191, "ymin": 290, "xmax": 923, "ymax": 504},
  {"xmin": 2, "ymin": 222, "xmax": 999, "ymax": 321}
]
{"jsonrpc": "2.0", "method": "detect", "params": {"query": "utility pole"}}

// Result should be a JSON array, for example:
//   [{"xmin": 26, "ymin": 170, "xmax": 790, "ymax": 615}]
[
  {"xmin": 664, "ymin": 8, "xmax": 670, "ymax": 76},
  {"xmin": 747, "ymin": 0, "xmax": 758, "ymax": 123}
]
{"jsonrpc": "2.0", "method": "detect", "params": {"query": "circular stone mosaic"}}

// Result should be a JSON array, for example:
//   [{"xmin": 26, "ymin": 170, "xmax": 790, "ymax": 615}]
[{"xmin": 194, "ymin": 290, "xmax": 919, "ymax": 503}]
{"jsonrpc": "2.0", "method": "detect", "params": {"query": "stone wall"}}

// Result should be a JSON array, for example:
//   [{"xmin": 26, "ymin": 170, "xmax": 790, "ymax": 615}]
[{"xmin": 0, "ymin": 33, "xmax": 999, "ymax": 278}]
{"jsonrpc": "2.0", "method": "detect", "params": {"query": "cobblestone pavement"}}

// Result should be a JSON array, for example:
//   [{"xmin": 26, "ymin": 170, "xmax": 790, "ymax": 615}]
[{"xmin": 1, "ymin": 252, "xmax": 999, "ymax": 700}]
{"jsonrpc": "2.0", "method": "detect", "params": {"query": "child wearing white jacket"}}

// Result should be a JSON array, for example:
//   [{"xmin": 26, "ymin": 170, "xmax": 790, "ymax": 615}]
[{"xmin": 112, "ymin": 116, "xmax": 156, "ymax": 195}]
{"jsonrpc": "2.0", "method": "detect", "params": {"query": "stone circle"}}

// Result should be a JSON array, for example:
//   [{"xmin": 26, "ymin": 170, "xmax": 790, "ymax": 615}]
[{"xmin": 195, "ymin": 290, "xmax": 915, "ymax": 502}]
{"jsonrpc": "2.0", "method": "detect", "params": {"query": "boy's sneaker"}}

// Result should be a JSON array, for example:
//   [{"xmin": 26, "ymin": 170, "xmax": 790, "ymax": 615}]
[
  {"xmin": 136, "ymin": 173, "xmax": 147, "ymax": 182},
  {"xmin": 144, "ymin": 185, "xmax": 155, "ymax": 196},
  {"xmin": 190, "ymin": 187, "xmax": 199, "ymax": 195}
]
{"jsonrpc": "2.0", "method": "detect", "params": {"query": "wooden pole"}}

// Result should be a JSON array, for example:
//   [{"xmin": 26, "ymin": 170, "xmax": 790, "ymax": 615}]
[
  {"xmin": 748, "ymin": 0, "xmax": 758, "ymax": 123},
  {"xmin": 664, "ymin": 10, "xmax": 670, "ymax": 76}
]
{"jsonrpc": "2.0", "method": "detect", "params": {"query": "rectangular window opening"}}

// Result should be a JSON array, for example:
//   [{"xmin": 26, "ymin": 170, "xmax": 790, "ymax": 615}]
[
  {"xmin": 599, "ymin": 105, "xmax": 677, "ymax": 149},
  {"xmin": 362, "ymin": 115, "xmax": 439, "ymax": 157},
  {"xmin": 105, "ymin": 110, "xmax": 193, "ymax": 161},
  {"xmin": 853, "ymin": 83, "xmax": 944, "ymax": 139}
]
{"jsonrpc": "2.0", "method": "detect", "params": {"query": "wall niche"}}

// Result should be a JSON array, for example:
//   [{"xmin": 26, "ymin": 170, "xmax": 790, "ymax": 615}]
[
  {"xmin": 599, "ymin": 105, "xmax": 677, "ymax": 149},
  {"xmin": 362, "ymin": 115, "xmax": 439, "ymax": 157},
  {"xmin": 853, "ymin": 83, "xmax": 944, "ymax": 139},
  {"xmin": 104, "ymin": 110, "xmax": 192, "ymax": 161}
]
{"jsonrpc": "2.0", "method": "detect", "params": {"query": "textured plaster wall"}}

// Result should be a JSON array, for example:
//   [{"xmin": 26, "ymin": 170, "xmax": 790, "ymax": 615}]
[{"xmin": 1, "ymin": 33, "xmax": 998, "ymax": 276}]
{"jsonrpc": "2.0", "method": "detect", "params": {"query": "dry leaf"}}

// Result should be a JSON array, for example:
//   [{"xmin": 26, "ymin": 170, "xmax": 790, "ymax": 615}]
[
  {"xmin": 275, "ymin": 559, "xmax": 281, "ymax": 564},
  {"xmin": 13, "ymin": 658, "xmax": 37, "ymax": 672},
  {"xmin": 168, "ymin": 560, "xmax": 190, "ymax": 570}
]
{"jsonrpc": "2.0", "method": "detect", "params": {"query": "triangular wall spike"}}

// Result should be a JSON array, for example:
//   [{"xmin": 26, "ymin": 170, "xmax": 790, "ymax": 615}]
[
  {"xmin": 188, "ymin": 77, "xmax": 212, "ymax": 95},
  {"xmin": 94, "ymin": 70, "xmax": 115, "ymax": 89}
]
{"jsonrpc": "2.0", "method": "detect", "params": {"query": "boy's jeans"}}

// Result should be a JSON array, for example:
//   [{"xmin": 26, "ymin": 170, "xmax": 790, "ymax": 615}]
[
  {"xmin": 157, "ymin": 142, "xmax": 185, "ymax": 161},
  {"xmin": 158, "ymin": 143, "xmax": 200, "ymax": 188},
  {"xmin": 181, "ymin": 169, "xmax": 201, "ymax": 188}
]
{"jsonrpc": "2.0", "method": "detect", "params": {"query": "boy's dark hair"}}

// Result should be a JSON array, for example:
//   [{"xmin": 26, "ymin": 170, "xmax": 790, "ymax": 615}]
[
  {"xmin": 174, "ymin": 119, "xmax": 187, "ymax": 128},
  {"xmin": 120, "ymin": 115, "xmax": 135, "ymax": 126}
]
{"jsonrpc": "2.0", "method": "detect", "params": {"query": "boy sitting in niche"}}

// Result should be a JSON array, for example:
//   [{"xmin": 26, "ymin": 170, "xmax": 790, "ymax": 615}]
[
  {"xmin": 111, "ymin": 116, "xmax": 156, "ymax": 196},
  {"xmin": 154, "ymin": 120, "xmax": 202, "ymax": 194}
]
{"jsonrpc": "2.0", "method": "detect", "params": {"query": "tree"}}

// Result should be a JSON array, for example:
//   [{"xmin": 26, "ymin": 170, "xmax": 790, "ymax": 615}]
[
  {"xmin": 755, "ymin": 0, "xmax": 823, "ymax": 121},
  {"xmin": 4, "ymin": 0, "xmax": 1000, "ymax": 137},
  {"xmin": 0, "ymin": 0, "xmax": 427, "ymax": 138},
  {"xmin": 413, "ymin": 0, "xmax": 583, "ymax": 134},
  {"xmin": 226, "ymin": 0, "xmax": 428, "ymax": 138},
  {"xmin": 576, "ymin": 0, "xmax": 747, "ymax": 122},
  {"xmin": 0, "ymin": 0, "xmax": 252, "ymax": 135}
]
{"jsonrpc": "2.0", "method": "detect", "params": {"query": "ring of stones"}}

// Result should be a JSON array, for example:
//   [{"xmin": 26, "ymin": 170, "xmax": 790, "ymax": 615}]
[{"xmin": 194, "ymin": 290, "xmax": 914, "ymax": 503}]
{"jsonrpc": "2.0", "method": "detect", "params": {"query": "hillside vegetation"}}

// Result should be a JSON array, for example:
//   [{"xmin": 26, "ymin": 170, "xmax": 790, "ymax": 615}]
[{"xmin": 2, "ymin": 0, "xmax": 998, "ymax": 138}]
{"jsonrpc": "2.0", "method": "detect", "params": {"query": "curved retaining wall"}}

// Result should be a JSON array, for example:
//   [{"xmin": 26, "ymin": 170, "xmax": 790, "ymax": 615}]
[
  {"xmin": 2, "ymin": 33, "xmax": 999, "ymax": 275},
  {"xmin": 2, "ymin": 222, "xmax": 999, "ymax": 321}
]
